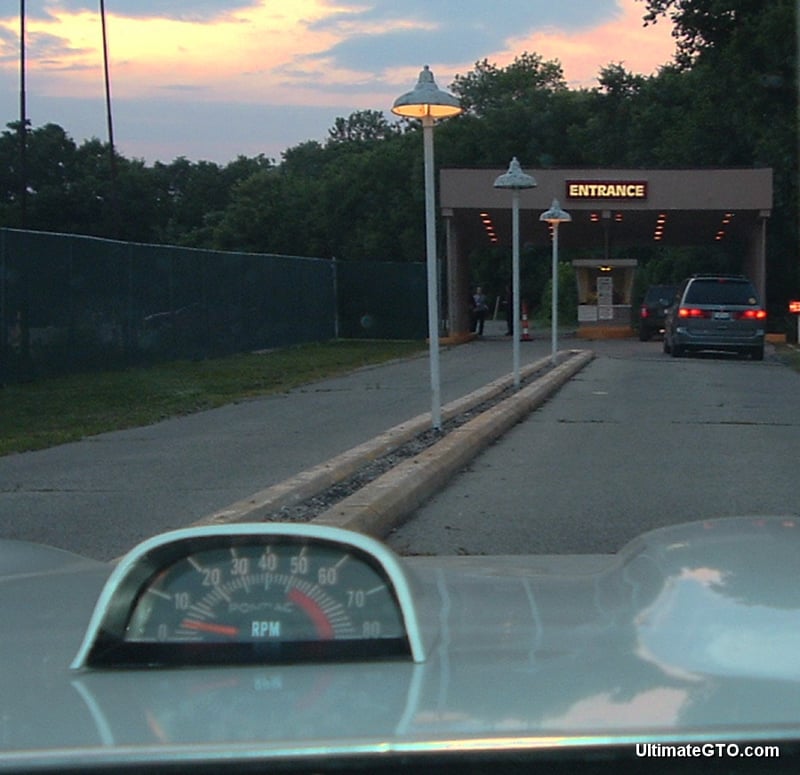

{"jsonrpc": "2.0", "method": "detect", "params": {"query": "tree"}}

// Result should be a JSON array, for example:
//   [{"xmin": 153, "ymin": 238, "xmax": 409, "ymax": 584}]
[
  {"xmin": 327, "ymin": 110, "xmax": 400, "ymax": 145},
  {"xmin": 438, "ymin": 53, "xmax": 574, "ymax": 168},
  {"xmin": 280, "ymin": 141, "xmax": 326, "ymax": 176},
  {"xmin": 0, "ymin": 122, "xmax": 29, "ymax": 226},
  {"xmin": 211, "ymin": 166, "xmax": 328, "ymax": 256},
  {"xmin": 640, "ymin": 0, "xmax": 798, "ymax": 310},
  {"xmin": 450, "ymin": 52, "xmax": 567, "ymax": 116},
  {"xmin": 318, "ymin": 132, "xmax": 422, "ymax": 262},
  {"xmin": 641, "ymin": 0, "xmax": 779, "ymax": 67}
]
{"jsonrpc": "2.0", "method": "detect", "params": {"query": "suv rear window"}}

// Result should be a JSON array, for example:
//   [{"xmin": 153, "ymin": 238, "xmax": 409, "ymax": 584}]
[
  {"xmin": 643, "ymin": 285, "xmax": 677, "ymax": 303},
  {"xmin": 684, "ymin": 279, "xmax": 759, "ymax": 306}
]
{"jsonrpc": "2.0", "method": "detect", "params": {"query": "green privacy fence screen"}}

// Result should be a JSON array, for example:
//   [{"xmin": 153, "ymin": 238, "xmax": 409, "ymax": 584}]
[
  {"xmin": 0, "ymin": 229, "xmax": 426, "ymax": 382},
  {"xmin": 335, "ymin": 259, "xmax": 428, "ymax": 340}
]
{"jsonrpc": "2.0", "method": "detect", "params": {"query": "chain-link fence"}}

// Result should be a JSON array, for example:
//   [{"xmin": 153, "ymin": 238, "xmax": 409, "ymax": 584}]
[{"xmin": 0, "ymin": 229, "xmax": 426, "ymax": 383}]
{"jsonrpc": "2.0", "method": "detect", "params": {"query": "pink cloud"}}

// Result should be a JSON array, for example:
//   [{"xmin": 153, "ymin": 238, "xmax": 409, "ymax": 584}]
[{"xmin": 508, "ymin": 0, "xmax": 676, "ymax": 87}]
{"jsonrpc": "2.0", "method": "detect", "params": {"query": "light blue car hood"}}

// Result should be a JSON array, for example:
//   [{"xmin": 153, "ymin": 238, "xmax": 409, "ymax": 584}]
[{"xmin": 1, "ymin": 516, "xmax": 798, "ymax": 771}]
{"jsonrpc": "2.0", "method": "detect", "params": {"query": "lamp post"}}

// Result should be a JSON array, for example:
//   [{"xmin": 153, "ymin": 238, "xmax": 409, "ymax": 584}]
[
  {"xmin": 392, "ymin": 66, "xmax": 462, "ymax": 430},
  {"xmin": 493, "ymin": 158, "xmax": 536, "ymax": 387},
  {"xmin": 539, "ymin": 199, "xmax": 571, "ymax": 364}
]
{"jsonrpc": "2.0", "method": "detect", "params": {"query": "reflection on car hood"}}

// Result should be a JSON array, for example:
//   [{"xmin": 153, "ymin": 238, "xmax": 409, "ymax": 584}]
[{"xmin": 1, "ymin": 516, "xmax": 799, "ymax": 771}]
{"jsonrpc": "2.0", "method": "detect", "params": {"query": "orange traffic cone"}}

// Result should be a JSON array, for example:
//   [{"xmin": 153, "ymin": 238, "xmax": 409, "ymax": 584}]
[{"xmin": 521, "ymin": 302, "xmax": 532, "ymax": 341}]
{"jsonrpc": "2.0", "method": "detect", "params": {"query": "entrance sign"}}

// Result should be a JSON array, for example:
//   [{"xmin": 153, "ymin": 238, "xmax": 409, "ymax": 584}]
[{"xmin": 566, "ymin": 180, "xmax": 648, "ymax": 200}]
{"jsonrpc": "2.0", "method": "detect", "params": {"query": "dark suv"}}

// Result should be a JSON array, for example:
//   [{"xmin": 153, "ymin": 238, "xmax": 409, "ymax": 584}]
[
  {"xmin": 663, "ymin": 275, "xmax": 766, "ymax": 359},
  {"xmin": 638, "ymin": 284, "xmax": 678, "ymax": 341}
]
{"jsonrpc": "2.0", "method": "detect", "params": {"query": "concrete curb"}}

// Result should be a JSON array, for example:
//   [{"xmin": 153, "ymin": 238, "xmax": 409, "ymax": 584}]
[
  {"xmin": 312, "ymin": 349, "xmax": 594, "ymax": 537},
  {"xmin": 192, "ymin": 350, "xmax": 571, "ymax": 527},
  {"xmin": 193, "ymin": 349, "xmax": 593, "ymax": 531}
]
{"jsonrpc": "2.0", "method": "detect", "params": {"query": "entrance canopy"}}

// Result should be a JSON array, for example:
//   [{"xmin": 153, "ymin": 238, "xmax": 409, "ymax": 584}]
[{"xmin": 440, "ymin": 168, "xmax": 772, "ymax": 337}]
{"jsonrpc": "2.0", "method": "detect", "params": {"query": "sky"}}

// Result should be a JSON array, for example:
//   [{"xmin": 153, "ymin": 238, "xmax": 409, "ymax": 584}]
[{"xmin": 0, "ymin": 0, "xmax": 677, "ymax": 166}]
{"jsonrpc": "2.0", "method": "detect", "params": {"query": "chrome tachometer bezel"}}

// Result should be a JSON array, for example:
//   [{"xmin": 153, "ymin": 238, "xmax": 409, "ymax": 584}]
[{"xmin": 72, "ymin": 523, "xmax": 425, "ymax": 669}]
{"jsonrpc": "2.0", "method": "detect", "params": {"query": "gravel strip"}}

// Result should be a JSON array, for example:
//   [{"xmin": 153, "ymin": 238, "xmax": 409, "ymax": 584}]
[{"xmin": 269, "ymin": 362, "xmax": 561, "ymax": 523}]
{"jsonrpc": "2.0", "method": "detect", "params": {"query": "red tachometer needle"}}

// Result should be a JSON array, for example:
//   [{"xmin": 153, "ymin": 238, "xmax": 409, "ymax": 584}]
[{"xmin": 181, "ymin": 619, "xmax": 240, "ymax": 637}]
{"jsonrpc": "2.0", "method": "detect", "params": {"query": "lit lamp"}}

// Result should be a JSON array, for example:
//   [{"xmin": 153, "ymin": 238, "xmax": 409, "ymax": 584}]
[
  {"xmin": 392, "ymin": 66, "xmax": 462, "ymax": 430},
  {"xmin": 539, "ymin": 199, "xmax": 571, "ymax": 364},
  {"xmin": 493, "ymin": 158, "xmax": 536, "ymax": 387}
]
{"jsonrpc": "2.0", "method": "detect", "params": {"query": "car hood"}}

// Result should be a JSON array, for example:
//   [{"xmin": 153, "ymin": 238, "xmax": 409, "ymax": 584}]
[{"xmin": 1, "ymin": 516, "xmax": 799, "ymax": 771}]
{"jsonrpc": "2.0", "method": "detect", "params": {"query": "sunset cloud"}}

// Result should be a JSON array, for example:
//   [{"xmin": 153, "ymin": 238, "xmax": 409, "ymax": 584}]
[{"xmin": 0, "ymin": 0, "xmax": 677, "ymax": 163}]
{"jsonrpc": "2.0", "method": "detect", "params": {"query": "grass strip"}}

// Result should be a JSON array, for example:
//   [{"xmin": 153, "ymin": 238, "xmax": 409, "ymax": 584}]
[{"xmin": 0, "ymin": 340, "xmax": 425, "ymax": 456}]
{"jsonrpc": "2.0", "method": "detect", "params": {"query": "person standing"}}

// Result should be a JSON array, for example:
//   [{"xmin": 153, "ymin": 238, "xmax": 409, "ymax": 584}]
[{"xmin": 471, "ymin": 286, "xmax": 489, "ymax": 336}]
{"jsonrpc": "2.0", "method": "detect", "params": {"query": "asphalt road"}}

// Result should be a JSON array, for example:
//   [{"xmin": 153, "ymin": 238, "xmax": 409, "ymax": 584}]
[
  {"xmin": 387, "ymin": 337, "xmax": 800, "ymax": 556},
  {"xmin": 2, "ymin": 322, "xmax": 797, "ymax": 561},
  {"xmin": 0, "ymin": 320, "xmax": 568, "ymax": 560}
]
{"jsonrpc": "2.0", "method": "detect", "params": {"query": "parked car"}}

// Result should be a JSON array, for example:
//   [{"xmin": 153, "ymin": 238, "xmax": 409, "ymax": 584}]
[
  {"xmin": 663, "ymin": 275, "xmax": 766, "ymax": 359},
  {"xmin": 638, "ymin": 284, "xmax": 678, "ymax": 340}
]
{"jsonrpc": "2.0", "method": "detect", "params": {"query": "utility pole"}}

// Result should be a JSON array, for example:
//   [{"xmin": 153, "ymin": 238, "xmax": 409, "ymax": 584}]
[
  {"xmin": 100, "ymin": 0, "xmax": 119, "ymax": 236},
  {"xmin": 19, "ymin": 0, "xmax": 27, "ymax": 228}
]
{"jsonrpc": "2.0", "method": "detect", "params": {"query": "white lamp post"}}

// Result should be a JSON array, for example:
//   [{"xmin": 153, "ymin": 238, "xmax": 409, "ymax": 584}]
[
  {"xmin": 392, "ymin": 66, "xmax": 462, "ymax": 430},
  {"xmin": 539, "ymin": 199, "xmax": 571, "ymax": 364},
  {"xmin": 493, "ymin": 158, "xmax": 536, "ymax": 387}
]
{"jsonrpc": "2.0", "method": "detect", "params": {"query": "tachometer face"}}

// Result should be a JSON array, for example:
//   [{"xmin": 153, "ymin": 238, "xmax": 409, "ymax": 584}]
[
  {"xmin": 128, "ymin": 541, "xmax": 401, "ymax": 645},
  {"xmin": 78, "ymin": 528, "xmax": 415, "ymax": 667}
]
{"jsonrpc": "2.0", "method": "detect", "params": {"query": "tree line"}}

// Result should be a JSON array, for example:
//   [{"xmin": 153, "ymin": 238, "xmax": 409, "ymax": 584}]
[{"xmin": 0, "ymin": 0, "xmax": 796, "ymax": 316}]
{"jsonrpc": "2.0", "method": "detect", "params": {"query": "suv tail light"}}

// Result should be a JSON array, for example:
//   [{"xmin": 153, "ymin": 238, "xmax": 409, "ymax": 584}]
[
  {"xmin": 735, "ymin": 309, "xmax": 767, "ymax": 320},
  {"xmin": 678, "ymin": 307, "xmax": 710, "ymax": 319}
]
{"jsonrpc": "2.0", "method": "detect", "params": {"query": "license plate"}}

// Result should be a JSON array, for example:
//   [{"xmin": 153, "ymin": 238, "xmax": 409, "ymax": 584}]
[{"xmin": 714, "ymin": 311, "xmax": 731, "ymax": 320}]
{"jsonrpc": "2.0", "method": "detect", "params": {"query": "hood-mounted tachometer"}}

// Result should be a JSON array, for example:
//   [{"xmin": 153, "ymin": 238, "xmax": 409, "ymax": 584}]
[{"xmin": 72, "ymin": 523, "xmax": 425, "ymax": 669}]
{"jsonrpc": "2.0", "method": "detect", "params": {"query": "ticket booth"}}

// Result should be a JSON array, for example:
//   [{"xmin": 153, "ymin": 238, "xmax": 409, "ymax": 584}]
[{"xmin": 572, "ymin": 258, "xmax": 637, "ymax": 335}]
